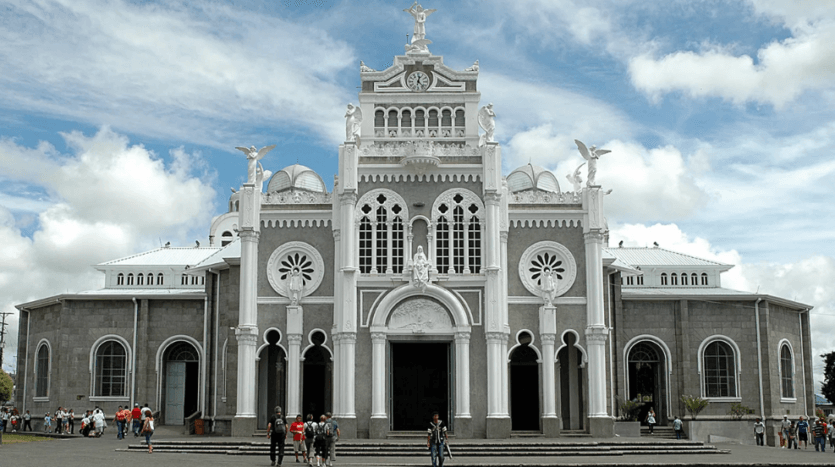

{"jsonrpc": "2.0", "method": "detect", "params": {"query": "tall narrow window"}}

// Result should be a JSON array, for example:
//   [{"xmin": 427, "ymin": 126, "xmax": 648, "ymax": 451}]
[
  {"xmin": 356, "ymin": 190, "xmax": 408, "ymax": 275},
  {"xmin": 703, "ymin": 341, "xmax": 737, "ymax": 398},
  {"xmin": 701, "ymin": 273, "xmax": 709, "ymax": 285},
  {"xmin": 374, "ymin": 110, "xmax": 385, "ymax": 128},
  {"xmin": 392, "ymin": 208, "xmax": 404, "ymax": 274},
  {"xmin": 452, "ymin": 205, "xmax": 465, "ymax": 273},
  {"xmin": 435, "ymin": 216, "xmax": 449, "ymax": 274},
  {"xmin": 671, "ymin": 273, "xmax": 678, "ymax": 285},
  {"xmin": 127, "ymin": 273, "xmax": 134, "ymax": 286},
  {"xmin": 36, "ymin": 343, "xmax": 49, "ymax": 398},
  {"xmin": 137, "ymin": 273, "xmax": 144, "ymax": 286},
  {"xmin": 181, "ymin": 274, "xmax": 188, "ymax": 285},
  {"xmin": 432, "ymin": 190, "xmax": 483, "ymax": 275},
  {"xmin": 681, "ymin": 273, "xmax": 688, "ymax": 285},
  {"xmin": 375, "ymin": 205, "xmax": 388, "ymax": 273},
  {"xmin": 157, "ymin": 273, "xmax": 164, "ymax": 285},
  {"xmin": 468, "ymin": 214, "xmax": 481, "ymax": 273},
  {"xmin": 661, "ymin": 273, "xmax": 668, "ymax": 285},
  {"xmin": 95, "ymin": 341, "xmax": 127, "ymax": 397},
  {"xmin": 780, "ymin": 344, "xmax": 794, "ymax": 399},
  {"xmin": 637, "ymin": 275, "xmax": 644, "ymax": 285},
  {"xmin": 359, "ymin": 215, "xmax": 372, "ymax": 274},
  {"xmin": 117, "ymin": 273, "xmax": 125, "ymax": 286},
  {"xmin": 691, "ymin": 273, "xmax": 698, "ymax": 285}
]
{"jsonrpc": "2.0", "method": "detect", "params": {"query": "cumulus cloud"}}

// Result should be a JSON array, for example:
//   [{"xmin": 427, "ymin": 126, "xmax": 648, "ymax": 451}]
[
  {"xmin": 611, "ymin": 222, "xmax": 835, "ymax": 392},
  {"xmin": 628, "ymin": 6, "xmax": 835, "ymax": 108},
  {"xmin": 0, "ymin": 0, "xmax": 355, "ymax": 148},
  {"xmin": 0, "ymin": 127, "xmax": 216, "ymax": 370}
]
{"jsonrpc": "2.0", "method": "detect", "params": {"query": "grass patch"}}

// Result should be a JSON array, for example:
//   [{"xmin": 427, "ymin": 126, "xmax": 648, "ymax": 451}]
[{"xmin": 1, "ymin": 433, "xmax": 57, "ymax": 444}]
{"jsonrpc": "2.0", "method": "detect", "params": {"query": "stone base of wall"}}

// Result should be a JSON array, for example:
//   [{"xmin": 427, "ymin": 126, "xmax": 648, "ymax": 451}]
[
  {"xmin": 542, "ymin": 416, "xmax": 560, "ymax": 437},
  {"xmin": 454, "ymin": 415, "xmax": 473, "ymax": 438},
  {"xmin": 687, "ymin": 420, "xmax": 754, "ymax": 445},
  {"xmin": 588, "ymin": 416, "xmax": 615, "ymax": 438},
  {"xmin": 231, "ymin": 416, "xmax": 256, "ymax": 437},
  {"xmin": 337, "ymin": 416, "xmax": 357, "ymax": 439},
  {"xmin": 369, "ymin": 417, "xmax": 388, "ymax": 439},
  {"xmin": 614, "ymin": 421, "xmax": 640, "ymax": 438},
  {"xmin": 486, "ymin": 417, "xmax": 510, "ymax": 439}
]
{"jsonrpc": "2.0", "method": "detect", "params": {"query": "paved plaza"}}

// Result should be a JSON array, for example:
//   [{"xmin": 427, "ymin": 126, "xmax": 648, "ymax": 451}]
[{"xmin": 4, "ymin": 426, "xmax": 835, "ymax": 467}]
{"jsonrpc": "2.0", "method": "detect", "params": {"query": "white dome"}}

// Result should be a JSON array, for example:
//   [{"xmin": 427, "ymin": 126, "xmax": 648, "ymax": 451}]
[
  {"xmin": 267, "ymin": 164, "xmax": 327, "ymax": 193},
  {"xmin": 507, "ymin": 163, "xmax": 560, "ymax": 193}
]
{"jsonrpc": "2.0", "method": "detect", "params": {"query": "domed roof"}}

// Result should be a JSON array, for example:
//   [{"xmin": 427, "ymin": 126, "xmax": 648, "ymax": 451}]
[
  {"xmin": 507, "ymin": 163, "xmax": 560, "ymax": 193},
  {"xmin": 267, "ymin": 164, "xmax": 327, "ymax": 193}
]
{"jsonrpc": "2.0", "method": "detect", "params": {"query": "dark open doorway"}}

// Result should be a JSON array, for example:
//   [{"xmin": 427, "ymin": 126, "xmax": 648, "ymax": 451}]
[
  {"xmin": 628, "ymin": 341, "xmax": 667, "ymax": 425},
  {"xmin": 510, "ymin": 335, "xmax": 540, "ymax": 431},
  {"xmin": 302, "ymin": 331, "xmax": 332, "ymax": 418},
  {"xmin": 257, "ymin": 330, "xmax": 286, "ymax": 429},
  {"xmin": 390, "ymin": 342, "xmax": 450, "ymax": 431}
]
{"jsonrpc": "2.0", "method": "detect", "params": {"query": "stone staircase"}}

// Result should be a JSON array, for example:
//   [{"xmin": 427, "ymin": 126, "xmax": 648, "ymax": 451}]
[
  {"xmin": 640, "ymin": 426, "xmax": 681, "ymax": 440},
  {"xmin": 124, "ymin": 438, "xmax": 724, "ymax": 457}
]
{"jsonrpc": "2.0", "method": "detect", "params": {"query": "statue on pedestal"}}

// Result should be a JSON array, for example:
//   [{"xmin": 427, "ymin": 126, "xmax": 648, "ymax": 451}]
[
  {"xmin": 345, "ymin": 103, "xmax": 363, "ymax": 146},
  {"xmin": 464, "ymin": 60, "xmax": 479, "ymax": 72},
  {"xmin": 255, "ymin": 162, "xmax": 272, "ymax": 193},
  {"xmin": 574, "ymin": 139, "xmax": 611, "ymax": 187},
  {"xmin": 540, "ymin": 269, "xmax": 557, "ymax": 306},
  {"xmin": 412, "ymin": 246, "xmax": 431, "ymax": 292},
  {"xmin": 478, "ymin": 103, "xmax": 496, "ymax": 147},
  {"xmin": 287, "ymin": 268, "xmax": 303, "ymax": 305},
  {"xmin": 404, "ymin": 2, "xmax": 436, "ymax": 42},
  {"xmin": 360, "ymin": 61, "xmax": 376, "ymax": 72},
  {"xmin": 235, "ymin": 145, "xmax": 276, "ymax": 184},
  {"xmin": 566, "ymin": 162, "xmax": 585, "ymax": 193}
]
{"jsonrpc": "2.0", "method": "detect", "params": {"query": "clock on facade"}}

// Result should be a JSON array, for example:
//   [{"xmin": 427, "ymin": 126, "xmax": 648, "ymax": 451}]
[{"xmin": 406, "ymin": 71, "xmax": 430, "ymax": 92}]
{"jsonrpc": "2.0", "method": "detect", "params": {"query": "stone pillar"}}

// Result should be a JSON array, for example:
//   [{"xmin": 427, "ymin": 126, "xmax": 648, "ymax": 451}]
[
  {"xmin": 539, "ymin": 305, "xmax": 559, "ymax": 437},
  {"xmin": 583, "ymin": 186, "xmax": 614, "ymax": 437},
  {"xmin": 370, "ymin": 332, "xmax": 388, "ymax": 438},
  {"xmin": 232, "ymin": 212, "xmax": 260, "ymax": 436},
  {"xmin": 454, "ymin": 331, "xmax": 473, "ymax": 437},
  {"xmin": 486, "ymin": 331, "xmax": 510, "ymax": 438},
  {"xmin": 334, "ymin": 332, "xmax": 357, "ymax": 437},
  {"xmin": 286, "ymin": 305, "xmax": 303, "ymax": 420}
]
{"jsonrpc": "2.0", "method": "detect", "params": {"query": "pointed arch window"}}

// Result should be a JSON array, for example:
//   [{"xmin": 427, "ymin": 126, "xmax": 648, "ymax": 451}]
[
  {"xmin": 36, "ymin": 342, "xmax": 50, "ymax": 398},
  {"xmin": 432, "ymin": 190, "xmax": 483, "ymax": 274},
  {"xmin": 356, "ymin": 190, "xmax": 408, "ymax": 275},
  {"xmin": 780, "ymin": 343, "xmax": 794, "ymax": 399}
]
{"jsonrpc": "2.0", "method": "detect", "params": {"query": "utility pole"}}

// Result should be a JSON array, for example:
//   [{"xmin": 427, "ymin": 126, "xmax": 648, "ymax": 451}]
[{"xmin": 0, "ymin": 312, "xmax": 11, "ymax": 371}]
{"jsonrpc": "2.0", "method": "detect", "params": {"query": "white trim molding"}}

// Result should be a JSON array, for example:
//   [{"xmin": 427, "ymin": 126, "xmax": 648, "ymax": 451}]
[
  {"xmin": 623, "ymin": 335, "xmax": 674, "ymax": 419},
  {"xmin": 697, "ymin": 334, "xmax": 742, "ymax": 401},
  {"xmin": 89, "ymin": 334, "xmax": 133, "ymax": 398},
  {"xmin": 777, "ymin": 338, "xmax": 797, "ymax": 403}
]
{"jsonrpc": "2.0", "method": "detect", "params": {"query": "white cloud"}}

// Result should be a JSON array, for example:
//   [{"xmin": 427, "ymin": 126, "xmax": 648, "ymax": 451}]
[
  {"xmin": 611, "ymin": 222, "xmax": 835, "ymax": 393},
  {"xmin": 0, "ymin": 0, "xmax": 355, "ymax": 148},
  {"xmin": 628, "ymin": 11, "xmax": 835, "ymax": 108},
  {"xmin": 0, "ymin": 127, "xmax": 217, "ymax": 370}
]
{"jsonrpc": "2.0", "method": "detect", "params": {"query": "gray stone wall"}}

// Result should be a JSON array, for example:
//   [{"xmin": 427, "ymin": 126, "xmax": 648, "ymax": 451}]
[
  {"xmin": 506, "ymin": 225, "xmax": 587, "ymax": 297},
  {"xmin": 258, "ymin": 224, "xmax": 336, "ymax": 298}
]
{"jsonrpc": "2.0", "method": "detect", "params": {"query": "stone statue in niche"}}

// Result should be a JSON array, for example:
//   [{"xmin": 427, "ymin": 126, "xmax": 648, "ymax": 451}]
[
  {"xmin": 345, "ymin": 103, "xmax": 363, "ymax": 146},
  {"xmin": 566, "ymin": 162, "xmax": 585, "ymax": 193},
  {"xmin": 574, "ymin": 139, "xmax": 611, "ymax": 187},
  {"xmin": 412, "ymin": 245, "xmax": 431, "ymax": 292},
  {"xmin": 287, "ymin": 268, "xmax": 303, "ymax": 305},
  {"xmin": 539, "ymin": 269, "xmax": 557, "ymax": 306},
  {"xmin": 478, "ymin": 104, "xmax": 496, "ymax": 147},
  {"xmin": 235, "ymin": 145, "xmax": 276, "ymax": 185}
]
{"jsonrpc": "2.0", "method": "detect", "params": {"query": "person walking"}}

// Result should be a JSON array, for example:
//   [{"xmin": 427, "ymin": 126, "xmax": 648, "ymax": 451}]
[
  {"xmin": 67, "ymin": 409, "xmax": 75, "ymax": 434},
  {"xmin": 314, "ymin": 415, "xmax": 328, "ymax": 467},
  {"xmin": 114, "ymin": 406, "xmax": 126, "ymax": 440},
  {"xmin": 54, "ymin": 407, "xmax": 63, "ymax": 434},
  {"xmin": 787, "ymin": 421, "xmax": 797, "ymax": 449},
  {"xmin": 141, "ymin": 412, "xmax": 155, "ymax": 453},
  {"xmin": 324, "ymin": 412, "xmax": 339, "ymax": 466},
  {"xmin": 780, "ymin": 415, "xmax": 791, "ymax": 448},
  {"xmin": 131, "ymin": 404, "xmax": 142, "ymax": 437},
  {"xmin": 43, "ymin": 412, "xmax": 52, "ymax": 433},
  {"xmin": 0, "ymin": 408, "xmax": 8, "ymax": 433},
  {"xmin": 754, "ymin": 417, "xmax": 765, "ymax": 446},
  {"xmin": 23, "ymin": 410, "xmax": 32, "ymax": 432},
  {"xmin": 645, "ymin": 407, "xmax": 656, "ymax": 435},
  {"xmin": 93, "ymin": 408, "xmax": 105, "ymax": 437},
  {"xmin": 814, "ymin": 418, "xmax": 826, "ymax": 452},
  {"xmin": 267, "ymin": 406, "xmax": 288, "ymax": 466},
  {"xmin": 672, "ymin": 415, "xmax": 684, "ymax": 440},
  {"xmin": 427, "ymin": 412, "xmax": 448, "ymax": 467},
  {"xmin": 798, "ymin": 416, "xmax": 810, "ymax": 449},
  {"xmin": 289, "ymin": 414, "xmax": 308, "ymax": 464},
  {"xmin": 303, "ymin": 414, "xmax": 317, "ymax": 466}
]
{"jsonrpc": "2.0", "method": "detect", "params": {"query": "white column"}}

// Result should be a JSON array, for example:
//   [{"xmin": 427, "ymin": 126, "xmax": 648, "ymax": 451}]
[
  {"xmin": 584, "ymin": 229, "xmax": 609, "ymax": 418},
  {"xmin": 455, "ymin": 331, "xmax": 472, "ymax": 418},
  {"xmin": 371, "ymin": 333, "xmax": 387, "ymax": 418},
  {"xmin": 287, "ymin": 333, "xmax": 302, "ymax": 417},
  {"xmin": 236, "ymin": 225, "xmax": 260, "ymax": 419},
  {"xmin": 539, "ymin": 305, "xmax": 557, "ymax": 418},
  {"xmin": 486, "ymin": 332, "xmax": 506, "ymax": 417},
  {"xmin": 336, "ymin": 333, "xmax": 357, "ymax": 417}
]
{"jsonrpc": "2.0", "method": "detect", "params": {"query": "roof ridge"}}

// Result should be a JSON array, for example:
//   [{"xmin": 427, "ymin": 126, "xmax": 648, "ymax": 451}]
[{"xmin": 606, "ymin": 246, "xmax": 730, "ymax": 267}]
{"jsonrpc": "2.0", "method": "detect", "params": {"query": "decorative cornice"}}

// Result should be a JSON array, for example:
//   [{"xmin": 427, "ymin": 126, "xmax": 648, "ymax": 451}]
[
  {"xmin": 263, "ymin": 189, "xmax": 332, "ymax": 205},
  {"xmin": 509, "ymin": 190, "xmax": 582, "ymax": 205},
  {"xmin": 509, "ymin": 213, "xmax": 583, "ymax": 229}
]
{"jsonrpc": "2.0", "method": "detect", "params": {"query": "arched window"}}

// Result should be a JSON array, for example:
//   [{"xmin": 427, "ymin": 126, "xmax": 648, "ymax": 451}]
[
  {"xmin": 671, "ymin": 273, "xmax": 678, "ymax": 285},
  {"xmin": 181, "ymin": 274, "xmax": 188, "ymax": 285},
  {"xmin": 117, "ymin": 273, "xmax": 125, "ymax": 286},
  {"xmin": 691, "ymin": 273, "xmax": 698, "ymax": 285},
  {"xmin": 221, "ymin": 231, "xmax": 234, "ymax": 247},
  {"xmin": 94, "ymin": 340, "xmax": 127, "ymax": 397},
  {"xmin": 157, "ymin": 273, "xmax": 164, "ymax": 285},
  {"xmin": 36, "ymin": 342, "xmax": 50, "ymax": 398},
  {"xmin": 127, "ymin": 273, "xmax": 134, "ymax": 286},
  {"xmin": 780, "ymin": 343, "xmax": 794, "ymax": 399},
  {"xmin": 703, "ymin": 340, "xmax": 737, "ymax": 398},
  {"xmin": 660, "ymin": 273, "xmax": 668, "ymax": 285},
  {"xmin": 701, "ymin": 273, "xmax": 709, "ymax": 285},
  {"xmin": 681, "ymin": 273, "xmax": 688, "ymax": 285},
  {"xmin": 137, "ymin": 273, "xmax": 144, "ymax": 286},
  {"xmin": 356, "ymin": 190, "xmax": 408, "ymax": 275},
  {"xmin": 433, "ymin": 190, "xmax": 483, "ymax": 274},
  {"xmin": 374, "ymin": 110, "xmax": 384, "ymax": 128}
]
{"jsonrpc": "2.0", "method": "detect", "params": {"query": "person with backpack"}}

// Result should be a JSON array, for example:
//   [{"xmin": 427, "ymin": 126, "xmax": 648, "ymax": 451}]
[
  {"xmin": 303, "ymin": 414, "xmax": 317, "ymax": 466},
  {"xmin": 673, "ymin": 415, "xmax": 683, "ymax": 440},
  {"xmin": 324, "ymin": 412, "xmax": 339, "ymax": 466},
  {"xmin": 290, "ymin": 414, "xmax": 308, "ymax": 464},
  {"xmin": 314, "ymin": 415, "xmax": 329, "ymax": 467},
  {"xmin": 267, "ymin": 406, "xmax": 288, "ymax": 466}
]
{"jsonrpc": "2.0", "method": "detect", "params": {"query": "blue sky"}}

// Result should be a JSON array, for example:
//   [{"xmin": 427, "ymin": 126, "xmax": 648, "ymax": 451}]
[{"xmin": 1, "ymin": 0, "xmax": 834, "ymax": 387}]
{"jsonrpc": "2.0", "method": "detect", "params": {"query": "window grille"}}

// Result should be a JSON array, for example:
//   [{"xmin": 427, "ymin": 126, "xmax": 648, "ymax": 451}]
[
  {"xmin": 359, "ymin": 215, "xmax": 372, "ymax": 274},
  {"xmin": 432, "ymin": 190, "xmax": 483, "ymax": 274},
  {"xmin": 436, "ymin": 217, "xmax": 449, "ymax": 274},
  {"xmin": 468, "ymin": 216, "xmax": 481, "ymax": 273},
  {"xmin": 375, "ymin": 205, "xmax": 388, "ymax": 274},
  {"xmin": 357, "ymin": 190, "xmax": 408, "ymax": 275},
  {"xmin": 780, "ymin": 344, "xmax": 794, "ymax": 398},
  {"xmin": 701, "ymin": 273, "xmax": 708, "ymax": 285},
  {"xmin": 703, "ymin": 341, "xmax": 736, "ymax": 398},
  {"xmin": 392, "ymin": 218, "xmax": 404, "ymax": 274},
  {"xmin": 95, "ymin": 341, "xmax": 127, "ymax": 397}
]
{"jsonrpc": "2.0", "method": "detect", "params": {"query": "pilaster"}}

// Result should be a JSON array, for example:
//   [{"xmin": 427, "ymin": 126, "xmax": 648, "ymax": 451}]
[
  {"xmin": 333, "ymin": 332, "xmax": 357, "ymax": 438},
  {"xmin": 539, "ymin": 305, "xmax": 559, "ymax": 437},
  {"xmin": 370, "ymin": 332, "xmax": 388, "ymax": 439},
  {"xmin": 286, "ymin": 305, "xmax": 303, "ymax": 418}
]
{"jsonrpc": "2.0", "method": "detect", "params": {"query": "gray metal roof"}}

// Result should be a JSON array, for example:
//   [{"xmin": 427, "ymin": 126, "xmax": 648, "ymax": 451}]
[
  {"xmin": 98, "ymin": 246, "xmax": 222, "ymax": 267},
  {"xmin": 604, "ymin": 247, "xmax": 732, "ymax": 268}
]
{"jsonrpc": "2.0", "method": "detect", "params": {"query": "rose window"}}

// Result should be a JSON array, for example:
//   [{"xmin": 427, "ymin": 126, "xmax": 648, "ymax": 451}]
[
  {"xmin": 278, "ymin": 252, "xmax": 315, "ymax": 286},
  {"xmin": 529, "ymin": 252, "xmax": 565, "ymax": 287},
  {"xmin": 518, "ymin": 241, "xmax": 577, "ymax": 299},
  {"xmin": 267, "ymin": 242, "xmax": 324, "ymax": 299}
]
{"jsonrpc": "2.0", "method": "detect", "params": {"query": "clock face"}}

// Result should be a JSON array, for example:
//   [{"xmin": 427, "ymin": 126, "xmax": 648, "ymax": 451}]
[{"xmin": 406, "ymin": 71, "xmax": 430, "ymax": 92}]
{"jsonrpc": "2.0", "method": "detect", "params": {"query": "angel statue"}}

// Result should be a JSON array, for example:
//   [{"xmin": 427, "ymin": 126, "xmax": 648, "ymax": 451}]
[
  {"xmin": 539, "ymin": 269, "xmax": 557, "ymax": 306},
  {"xmin": 464, "ymin": 60, "xmax": 479, "ymax": 72},
  {"xmin": 412, "ymin": 246, "xmax": 431, "ymax": 292},
  {"xmin": 404, "ymin": 2, "xmax": 436, "ymax": 42},
  {"xmin": 360, "ymin": 61, "xmax": 375, "ymax": 72},
  {"xmin": 255, "ymin": 162, "xmax": 272, "ymax": 193},
  {"xmin": 574, "ymin": 139, "xmax": 611, "ymax": 187},
  {"xmin": 566, "ymin": 162, "xmax": 586, "ymax": 193},
  {"xmin": 477, "ymin": 103, "xmax": 496, "ymax": 147},
  {"xmin": 287, "ymin": 268, "xmax": 303, "ymax": 305},
  {"xmin": 345, "ymin": 103, "xmax": 363, "ymax": 146},
  {"xmin": 235, "ymin": 145, "xmax": 276, "ymax": 185}
]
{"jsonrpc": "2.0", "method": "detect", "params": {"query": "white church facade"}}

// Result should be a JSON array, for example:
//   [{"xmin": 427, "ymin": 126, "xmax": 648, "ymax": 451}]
[{"xmin": 15, "ymin": 8, "xmax": 814, "ymax": 442}]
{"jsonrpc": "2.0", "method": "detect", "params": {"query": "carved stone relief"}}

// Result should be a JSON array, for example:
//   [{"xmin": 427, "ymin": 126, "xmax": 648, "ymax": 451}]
[{"xmin": 388, "ymin": 298, "xmax": 454, "ymax": 333}]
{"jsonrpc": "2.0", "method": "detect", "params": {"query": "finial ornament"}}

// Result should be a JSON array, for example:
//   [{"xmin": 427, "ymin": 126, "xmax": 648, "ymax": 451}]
[
  {"xmin": 345, "ymin": 103, "xmax": 363, "ymax": 146},
  {"xmin": 478, "ymin": 103, "xmax": 496, "ymax": 147},
  {"xmin": 464, "ymin": 60, "xmax": 479, "ymax": 72},
  {"xmin": 566, "ymin": 162, "xmax": 585, "ymax": 193},
  {"xmin": 574, "ymin": 139, "xmax": 611, "ymax": 187},
  {"xmin": 404, "ymin": 2, "xmax": 436, "ymax": 53},
  {"xmin": 360, "ymin": 61, "xmax": 375, "ymax": 72},
  {"xmin": 235, "ymin": 145, "xmax": 276, "ymax": 184},
  {"xmin": 411, "ymin": 245, "xmax": 432, "ymax": 292}
]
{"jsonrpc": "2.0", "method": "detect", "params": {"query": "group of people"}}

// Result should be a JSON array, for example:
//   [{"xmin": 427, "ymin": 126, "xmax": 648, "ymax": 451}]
[
  {"xmin": 1, "ymin": 407, "xmax": 33, "ymax": 433},
  {"xmin": 267, "ymin": 407, "xmax": 341, "ymax": 467},
  {"xmin": 754, "ymin": 414, "xmax": 835, "ymax": 451}
]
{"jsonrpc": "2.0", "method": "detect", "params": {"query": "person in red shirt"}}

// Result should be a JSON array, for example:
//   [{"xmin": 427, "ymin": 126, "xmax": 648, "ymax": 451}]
[
  {"xmin": 289, "ymin": 414, "xmax": 308, "ymax": 464},
  {"xmin": 131, "ymin": 404, "xmax": 143, "ymax": 438}
]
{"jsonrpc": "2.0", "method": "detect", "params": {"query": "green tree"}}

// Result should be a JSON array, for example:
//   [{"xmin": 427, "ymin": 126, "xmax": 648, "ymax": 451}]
[
  {"xmin": 822, "ymin": 351, "xmax": 835, "ymax": 406},
  {"xmin": 0, "ymin": 368, "xmax": 12, "ymax": 403}
]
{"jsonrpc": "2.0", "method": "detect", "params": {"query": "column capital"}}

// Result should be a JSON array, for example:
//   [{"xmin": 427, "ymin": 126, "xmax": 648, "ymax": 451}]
[
  {"xmin": 370, "ymin": 332, "xmax": 387, "ymax": 343},
  {"xmin": 583, "ymin": 230, "xmax": 606, "ymax": 243},
  {"xmin": 235, "ymin": 325, "xmax": 259, "ymax": 345},
  {"xmin": 540, "ymin": 334, "xmax": 557, "ymax": 345},
  {"xmin": 333, "ymin": 332, "xmax": 357, "ymax": 344},
  {"xmin": 483, "ymin": 192, "xmax": 502, "ymax": 205},
  {"xmin": 239, "ymin": 230, "xmax": 261, "ymax": 243},
  {"xmin": 585, "ymin": 325, "xmax": 609, "ymax": 342},
  {"xmin": 455, "ymin": 331, "xmax": 472, "ymax": 342},
  {"xmin": 485, "ymin": 331, "xmax": 508, "ymax": 343},
  {"xmin": 339, "ymin": 192, "xmax": 358, "ymax": 205},
  {"xmin": 332, "ymin": 229, "xmax": 341, "ymax": 240},
  {"xmin": 287, "ymin": 334, "xmax": 303, "ymax": 345}
]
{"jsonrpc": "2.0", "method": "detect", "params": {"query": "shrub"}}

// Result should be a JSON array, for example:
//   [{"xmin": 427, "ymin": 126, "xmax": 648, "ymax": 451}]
[
  {"xmin": 681, "ymin": 395, "xmax": 710, "ymax": 420},
  {"xmin": 619, "ymin": 399, "xmax": 642, "ymax": 421},
  {"xmin": 728, "ymin": 403, "xmax": 755, "ymax": 420},
  {"xmin": 816, "ymin": 408, "xmax": 826, "ymax": 420}
]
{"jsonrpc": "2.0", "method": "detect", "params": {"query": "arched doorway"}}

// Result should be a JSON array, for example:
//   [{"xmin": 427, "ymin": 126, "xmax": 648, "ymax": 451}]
[
  {"xmin": 557, "ymin": 332, "xmax": 585, "ymax": 430},
  {"xmin": 163, "ymin": 341, "xmax": 200, "ymax": 425},
  {"xmin": 510, "ymin": 332, "xmax": 540, "ymax": 431},
  {"xmin": 627, "ymin": 341, "xmax": 667, "ymax": 425},
  {"xmin": 302, "ymin": 330, "xmax": 333, "ymax": 418},
  {"xmin": 257, "ymin": 329, "xmax": 287, "ymax": 429}
]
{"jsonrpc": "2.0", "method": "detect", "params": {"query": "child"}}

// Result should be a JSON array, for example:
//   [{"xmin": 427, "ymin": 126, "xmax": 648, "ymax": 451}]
[{"xmin": 44, "ymin": 412, "xmax": 52, "ymax": 433}]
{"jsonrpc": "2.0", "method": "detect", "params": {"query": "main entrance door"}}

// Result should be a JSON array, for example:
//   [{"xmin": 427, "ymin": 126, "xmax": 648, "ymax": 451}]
[
  {"xmin": 302, "ymin": 331, "xmax": 332, "ymax": 418},
  {"xmin": 163, "ymin": 341, "xmax": 199, "ymax": 425},
  {"xmin": 390, "ymin": 342, "xmax": 450, "ymax": 431},
  {"xmin": 628, "ymin": 341, "xmax": 667, "ymax": 425}
]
